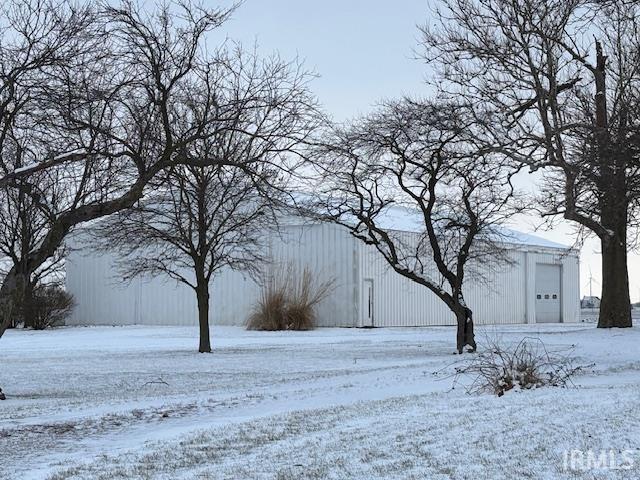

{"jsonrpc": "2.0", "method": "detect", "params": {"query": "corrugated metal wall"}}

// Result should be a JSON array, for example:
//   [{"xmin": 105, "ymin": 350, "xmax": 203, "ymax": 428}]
[
  {"xmin": 66, "ymin": 222, "xmax": 358, "ymax": 327},
  {"xmin": 66, "ymin": 223, "xmax": 579, "ymax": 328},
  {"xmin": 270, "ymin": 223, "xmax": 358, "ymax": 327},
  {"xmin": 66, "ymin": 249, "xmax": 260, "ymax": 326},
  {"xmin": 358, "ymin": 240, "xmax": 580, "ymax": 326}
]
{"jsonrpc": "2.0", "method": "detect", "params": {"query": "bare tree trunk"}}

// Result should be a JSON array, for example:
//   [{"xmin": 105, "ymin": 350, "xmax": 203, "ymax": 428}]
[
  {"xmin": 454, "ymin": 305, "xmax": 476, "ymax": 354},
  {"xmin": 0, "ymin": 268, "xmax": 22, "ymax": 399},
  {"xmin": 593, "ymin": 41, "xmax": 632, "ymax": 329},
  {"xmin": 599, "ymin": 233, "xmax": 632, "ymax": 328},
  {"xmin": 0, "ymin": 268, "xmax": 21, "ymax": 340},
  {"xmin": 196, "ymin": 283, "xmax": 212, "ymax": 353}
]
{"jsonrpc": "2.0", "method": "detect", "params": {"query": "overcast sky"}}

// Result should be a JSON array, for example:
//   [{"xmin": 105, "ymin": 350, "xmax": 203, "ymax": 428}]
[{"xmin": 215, "ymin": 0, "xmax": 640, "ymax": 302}]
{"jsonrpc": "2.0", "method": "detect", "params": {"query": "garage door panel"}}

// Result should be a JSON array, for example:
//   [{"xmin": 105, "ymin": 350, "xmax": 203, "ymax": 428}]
[{"xmin": 535, "ymin": 264, "xmax": 561, "ymax": 323}]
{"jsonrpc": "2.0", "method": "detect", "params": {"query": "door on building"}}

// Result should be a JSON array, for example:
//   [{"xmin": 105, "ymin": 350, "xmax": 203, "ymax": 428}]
[
  {"xmin": 362, "ymin": 279, "xmax": 374, "ymax": 327},
  {"xmin": 535, "ymin": 264, "xmax": 562, "ymax": 323}
]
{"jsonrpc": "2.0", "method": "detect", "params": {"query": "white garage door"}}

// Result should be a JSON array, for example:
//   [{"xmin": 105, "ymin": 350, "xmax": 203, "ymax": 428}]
[{"xmin": 535, "ymin": 264, "xmax": 562, "ymax": 323}]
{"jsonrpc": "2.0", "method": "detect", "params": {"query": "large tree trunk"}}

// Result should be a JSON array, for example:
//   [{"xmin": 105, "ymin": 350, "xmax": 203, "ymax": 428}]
[
  {"xmin": 0, "ymin": 268, "xmax": 24, "ymax": 400},
  {"xmin": 592, "ymin": 40, "xmax": 632, "ymax": 329},
  {"xmin": 196, "ymin": 284, "xmax": 212, "ymax": 353},
  {"xmin": 598, "ymin": 233, "xmax": 632, "ymax": 328},
  {"xmin": 0, "ymin": 268, "xmax": 22, "ymax": 340},
  {"xmin": 454, "ymin": 305, "xmax": 476, "ymax": 354}
]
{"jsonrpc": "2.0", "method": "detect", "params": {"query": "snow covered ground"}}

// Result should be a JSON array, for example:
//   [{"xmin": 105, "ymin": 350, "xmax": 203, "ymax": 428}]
[{"xmin": 1, "ymin": 324, "xmax": 639, "ymax": 479}]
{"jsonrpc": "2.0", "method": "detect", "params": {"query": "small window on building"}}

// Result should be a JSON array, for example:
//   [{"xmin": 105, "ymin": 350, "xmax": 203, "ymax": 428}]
[
  {"xmin": 552, "ymin": 294, "xmax": 557, "ymax": 299},
  {"xmin": 537, "ymin": 294, "xmax": 541, "ymax": 299},
  {"xmin": 544, "ymin": 294, "xmax": 550, "ymax": 299}
]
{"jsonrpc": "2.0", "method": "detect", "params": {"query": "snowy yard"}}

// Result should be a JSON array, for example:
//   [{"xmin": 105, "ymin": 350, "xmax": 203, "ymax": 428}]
[{"xmin": 1, "ymin": 324, "xmax": 640, "ymax": 479}]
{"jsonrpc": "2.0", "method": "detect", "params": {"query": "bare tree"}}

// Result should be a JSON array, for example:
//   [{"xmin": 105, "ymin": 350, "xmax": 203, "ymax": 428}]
[
  {"xmin": 0, "ymin": 0, "xmax": 96, "ymax": 329},
  {"xmin": 422, "ymin": 0, "xmax": 640, "ymax": 328},
  {"xmin": 0, "ymin": 0, "xmax": 319, "ymax": 395},
  {"xmin": 0, "ymin": 167, "xmax": 66, "ymax": 327},
  {"xmin": 93, "ymin": 163, "xmax": 276, "ymax": 353},
  {"xmin": 308, "ymin": 99, "xmax": 520, "ymax": 353}
]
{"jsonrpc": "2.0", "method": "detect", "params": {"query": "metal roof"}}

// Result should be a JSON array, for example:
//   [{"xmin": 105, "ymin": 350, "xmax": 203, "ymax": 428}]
[{"xmin": 371, "ymin": 206, "xmax": 571, "ymax": 250}]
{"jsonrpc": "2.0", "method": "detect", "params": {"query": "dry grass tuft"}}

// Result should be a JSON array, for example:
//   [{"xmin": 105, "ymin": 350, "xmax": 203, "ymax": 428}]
[{"xmin": 247, "ymin": 264, "xmax": 333, "ymax": 331}]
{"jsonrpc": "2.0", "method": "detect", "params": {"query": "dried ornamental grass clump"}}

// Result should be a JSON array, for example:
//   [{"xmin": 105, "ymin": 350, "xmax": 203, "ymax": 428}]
[{"xmin": 247, "ymin": 264, "xmax": 333, "ymax": 331}]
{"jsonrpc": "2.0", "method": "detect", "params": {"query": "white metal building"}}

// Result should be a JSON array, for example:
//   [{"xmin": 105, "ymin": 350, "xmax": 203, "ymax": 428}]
[{"xmin": 66, "ymin": 213, "xmax": 580, "ymax": 328}]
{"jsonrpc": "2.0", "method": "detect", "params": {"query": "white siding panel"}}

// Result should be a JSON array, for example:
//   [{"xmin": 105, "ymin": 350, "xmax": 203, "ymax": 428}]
[
  {"xmin": 66, "ymin": 223, "xmax": 358, "ymax": 327},
  {"xmin": 66, "ymin": 249, "xmax": 260, "ymax": 327},
  {"xmin": 210, "ymin": 269, "xmax": 261, "ymax": 326},
  {"xmin": 358, "ymin": 237, "xmax": 579, "ymax": 327},
  {"xmin": 270, "ymin": 223, "xmax": 358, "ymax": 327},
  {"xmin": 466, "ymin": 251, "xmax": 528, "ymax": 325},
  {"xmin": 66, "ymin": 250, "xmax": 144, "ymax": 326},
  {"xmin": 562, "ymin": 253, "xmax": 581, "ymax": 323},
  {"xmin": 359, "ymin": 242, "xmax": 451, "ymax": 326},
  {"xmin": 66, "ymin": 223, "xmax": 579, "ymax": 328}
]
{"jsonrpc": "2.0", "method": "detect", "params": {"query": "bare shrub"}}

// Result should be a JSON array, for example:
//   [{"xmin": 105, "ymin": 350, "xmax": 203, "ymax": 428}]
[
  {"xmin": 454, "ymin": 338, "xmax": 585, "ymax": 397},
  {"xmin": 30, "ymin": 285, "xmax": 75, "ymax": 330},
  {"xmin": 247, "ymin": 264, "xmax": 333, "ymax": 331}
]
